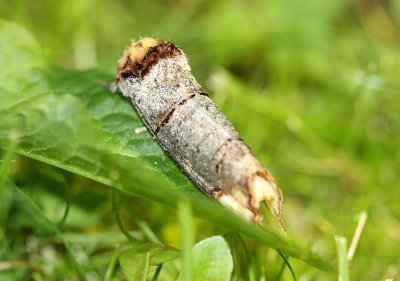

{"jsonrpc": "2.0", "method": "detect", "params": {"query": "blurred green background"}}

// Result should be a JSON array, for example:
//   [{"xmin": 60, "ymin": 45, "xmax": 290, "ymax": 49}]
[{"xmin": 1, "ymin": 0, "xmax": 400, "ymax": 280}]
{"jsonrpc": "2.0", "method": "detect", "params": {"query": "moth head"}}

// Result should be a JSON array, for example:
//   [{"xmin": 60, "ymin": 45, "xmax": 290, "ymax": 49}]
[
  {"xmin": 117, "ymin": 37, "xmax": 182, "ymax": 81},
  {"xmin": 118, "ymin": 37, "xmax": 160, "ymax": 70}
]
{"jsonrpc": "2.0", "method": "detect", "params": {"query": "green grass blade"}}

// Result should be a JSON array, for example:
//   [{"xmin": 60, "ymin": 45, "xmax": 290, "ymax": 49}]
[
  {"xmin": 142, "ymin": 252, "xmax": 151, "ymax": 281},
  {"xmin": 178, "ymin": 200, "xmax": 194, "ymax": 281},
  {"xmin": 104, "ymin": 246, "xmax": 121, "ymax": 281},
  {"xmin": 335, "ymin": 236, "xmax": 350, "ymax": 281},
  {"xmin": 11, "ymin": 182, "xmax": 89, "ymax": 281}
]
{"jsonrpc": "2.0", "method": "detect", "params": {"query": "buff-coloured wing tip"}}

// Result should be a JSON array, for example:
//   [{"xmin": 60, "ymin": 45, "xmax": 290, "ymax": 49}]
[{"xmin": 251, "ymin": 173, "xmax": 286, "ymax": 234}]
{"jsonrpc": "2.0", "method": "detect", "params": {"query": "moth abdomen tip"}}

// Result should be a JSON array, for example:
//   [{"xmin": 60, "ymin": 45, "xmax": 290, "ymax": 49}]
[{"xmin": 117, "ymin": 37, "xmax": 182, "ymax": 81}]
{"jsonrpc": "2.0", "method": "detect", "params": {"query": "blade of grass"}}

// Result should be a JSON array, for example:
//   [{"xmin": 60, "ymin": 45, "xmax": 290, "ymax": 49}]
[
  {"xmin": 11, "ymin": 182, "xmax": 89, "ymax": 281},
  {"xmin": 277, "ymin": 250, "xmax": 297, "ymax": 281},
  {"xmin": 178, "ymin": 200, "xmax": 194, "ymax": 281},
  {"xmin": 335, "ymin": 236, "xmax": 350, "ymax": 281},
  {"xmin": 142, "ymin": 252, "xmax": 151, "ymax": 281},
  {"xmin": 104, "ymin": 246, "xmax": 121, "ymax": 281},
  {"xmin": 112, "ymin": 188, "xmax": 136, "ymax": 241},
  {"xmin": 137, "ymin": 220, "xmax": 162, "ymax": 245},
  {"xmin": 152, "ymin": 264, "xmax": 163, "ymax": 281},
  {"xmin": 113, "ymin": 189, "xmax": 163, "ymax": 244},
  {"xmin": 347, "ymin": 211, "xmax": 368, "ymax": 261},
  {"xmin": 0, "ymin": 139, "xmax": 16, "ymax": 192},
  {"xmin": 57, "ymin": 184, "xmax": 71, "ymax": 228},
  {"xmin": 0, "ymin": 141, "xmax": 16, "ymax": 229},
  {"xmin": 123, "ymin": 198, "xmax": 163, "ymax": 244},
  {"xmin": 224, "ymin": 233, "xmax": 251, "ymax": 280}
]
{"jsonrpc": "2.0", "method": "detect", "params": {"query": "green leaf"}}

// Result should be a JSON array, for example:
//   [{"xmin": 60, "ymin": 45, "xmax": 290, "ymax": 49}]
[
  {"xmin": 0, "ymin": 19, "xmax": 332, "ymax": 270},
  {"xmin": 119, "ymin": 243, "xmax": 180, "ymax": 281},
  {"xmin": 192, "ymin": 236, "xmax": 233, "ymax": 281},
  {"xmin": 0, "ymin": 20, "xmax": 46, "ymax": 111}
]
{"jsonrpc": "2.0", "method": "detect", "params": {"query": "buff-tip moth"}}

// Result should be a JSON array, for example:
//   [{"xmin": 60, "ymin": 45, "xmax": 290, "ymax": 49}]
[{"xmin": 117, "ymin": 38, "xmax": 285, "ymax": 232}]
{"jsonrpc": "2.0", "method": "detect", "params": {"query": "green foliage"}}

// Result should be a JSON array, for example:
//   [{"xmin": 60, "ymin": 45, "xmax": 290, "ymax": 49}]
[
  {"xmin": 1, "ymin": 0, "xmax": 400, "ymax": 279},
  {"xmin": 335, "ymin": 236, "xmax": 350, "ymax": 281},
  {"xmin": 178, "ymin": 200, "xmax": 195, "ymax": 281},
  {"xmin": 191, "ymin": 236, "xmax": 233, "ymax": 281},
  {"xmin": 119, "ymin": 243, "xmax": 179, "ymax": 281},
  {"xmin": 0, "ymin": 18, "xmax": 329, "ymax": 280}
]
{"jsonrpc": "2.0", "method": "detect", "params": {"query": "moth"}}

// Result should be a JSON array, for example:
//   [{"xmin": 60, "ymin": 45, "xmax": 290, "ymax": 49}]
[{"xmin": 117, "ymin": 38, "xmax": 285, "ymax": 232}]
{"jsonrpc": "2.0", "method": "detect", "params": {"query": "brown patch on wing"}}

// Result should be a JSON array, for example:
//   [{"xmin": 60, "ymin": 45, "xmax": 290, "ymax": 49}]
[
  {"xmin": 211, "ymin": 188, "xmax": 226, "ymax": 198},
  {"xmin": 154, "ymin": 93, "xmax": 197, "ymax": 134},
  {"xmin": 117, "ymin": 37, "xmax": 182, "ymax": 81},
  {"xmin": 155, "ymin": 107, "xmax": 176, "ymax": 134}
]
